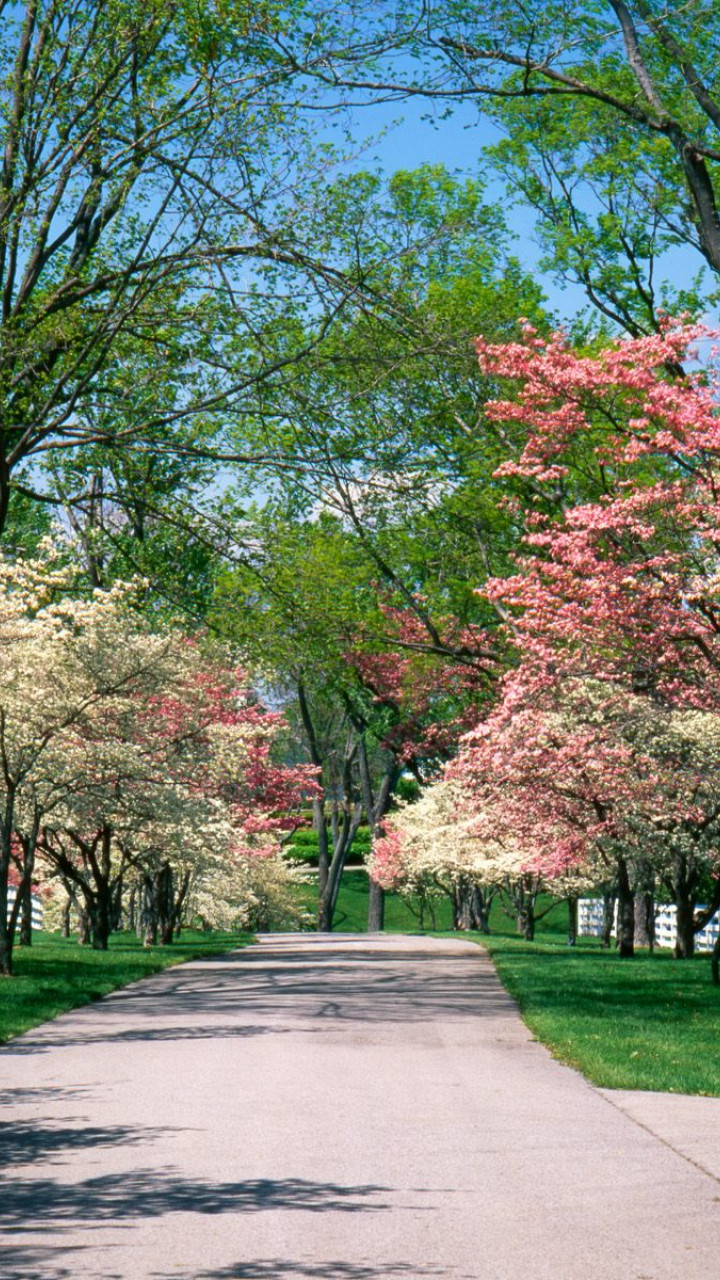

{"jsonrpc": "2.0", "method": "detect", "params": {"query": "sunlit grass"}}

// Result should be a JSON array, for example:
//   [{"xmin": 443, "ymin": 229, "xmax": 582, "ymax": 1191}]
[
  {"xmin": 472, "ymin": 899, "xmax": 720, "ymax": 1096},
  {"xmin": 293, "ymin": 866, "xmax": 455, "ymax": 932}
]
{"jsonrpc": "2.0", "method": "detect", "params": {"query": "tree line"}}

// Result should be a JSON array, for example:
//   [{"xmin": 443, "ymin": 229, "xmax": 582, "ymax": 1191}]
[{"xmin": 2, "ymin": 3, "xmax": 720, "ymax": 966}]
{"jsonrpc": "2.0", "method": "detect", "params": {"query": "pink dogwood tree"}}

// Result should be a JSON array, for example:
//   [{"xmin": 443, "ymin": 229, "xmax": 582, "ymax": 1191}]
[{"xmin": 448, "ymin": 319, "xmax": 720, "ymax": 958}]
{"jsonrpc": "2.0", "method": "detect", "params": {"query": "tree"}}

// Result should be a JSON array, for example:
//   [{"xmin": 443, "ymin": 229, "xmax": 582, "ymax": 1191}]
[
  {"xmin": 453, "ymin": 674, "xmax": 720, "ymax": 956},
  {"xmin": 35, "ymin": 644, "xmax": 317, "ymax": 950},
  {"xmin": 296, "ymin": 1, "xmax": 720, "ymax": 331},
  {"xmin": 0, "ymin": 546, "xmax": 162, "ymax": 971},
  {"xmin": 442, "ymin": 317, "xmax": 720, "ymax": 963},
  {"xmin": 475, "ymin": 319, "xmax": 720, "ymax": 705},
  {"xmin": 0, "ymin": 0, "xmax": 396, "ymax": 541},
  {"xmin": 369, "ymin": 779, "xmax": 497, "ymax": 932},
  {"xmin": 219, "ymin": 165, "xmax": 547, "ymax": 658},
  {"xmin": 0, "ymin": 543, "xmax": 315, "ymax": 969},
  {"xmin": 215, "ymin": 503, "xmax": 492, "ymax": 929}
]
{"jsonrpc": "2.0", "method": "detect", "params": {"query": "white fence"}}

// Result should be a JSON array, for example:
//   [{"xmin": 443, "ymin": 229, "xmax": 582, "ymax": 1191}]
[
  {"xmin": 6, "ymin": 888, "xmax": 43, "ymax": 930},
  {"xmin": 578, "ymin": 898, "xmax": 720, "ymax": 952}
]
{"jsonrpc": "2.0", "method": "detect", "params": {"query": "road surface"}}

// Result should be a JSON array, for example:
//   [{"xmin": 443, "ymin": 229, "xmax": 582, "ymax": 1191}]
[{"xmin": 2, "ymin": 933, "xmax": 720, "ymax": 1279}]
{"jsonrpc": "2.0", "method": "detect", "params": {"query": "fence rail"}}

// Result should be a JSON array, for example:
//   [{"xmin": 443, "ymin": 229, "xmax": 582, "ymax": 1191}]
[
  {"xmin": 6, "ymin": 888, "xmax": 43, "ymax": 930},
  {"xmin": 578, "ymin": 898, "xmax": 719, "ymax": 952}
]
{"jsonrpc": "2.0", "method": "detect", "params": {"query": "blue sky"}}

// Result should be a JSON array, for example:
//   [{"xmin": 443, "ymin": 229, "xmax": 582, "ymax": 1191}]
[{"xmin": 323, "ymin": 92, "xmax": 716, "ymax": 330}]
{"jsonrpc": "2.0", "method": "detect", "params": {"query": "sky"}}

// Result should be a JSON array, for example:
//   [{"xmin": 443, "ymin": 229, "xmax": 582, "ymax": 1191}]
[{"xmin": 321, "ymin": 89, "xmax": 716, "ymax": 331}]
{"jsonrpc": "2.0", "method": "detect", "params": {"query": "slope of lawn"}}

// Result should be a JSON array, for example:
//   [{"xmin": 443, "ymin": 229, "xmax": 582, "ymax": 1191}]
[
  {"xmin": 475, "ymin": 898, "xmax": 720, "ymax": 1096},
  {"xmin": 294, "ymin": 866, "xmax": 456, "ymax": 932},
  {"xmin": 0, "ymin": 929, "xmax": 252, "ymax": 1044}
]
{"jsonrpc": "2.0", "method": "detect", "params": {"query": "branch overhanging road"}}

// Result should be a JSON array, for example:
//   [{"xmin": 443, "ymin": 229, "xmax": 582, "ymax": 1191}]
[{"xmin": 1, "ymin": 934, "xmax": 720, "ymax": 1279}]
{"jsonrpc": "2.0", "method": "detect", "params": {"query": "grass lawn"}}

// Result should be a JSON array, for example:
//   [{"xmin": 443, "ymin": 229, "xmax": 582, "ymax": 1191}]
[
  {"xmin": 294, "ymin": 866, "xmax": 456, "ymax": 932},
  {"xmin": 473, "ymin": 896, "xmax": 720, "ymax": 1096},
  {"xmin": 0, "ymin": 929, "xmax": 252, "ymax": 1045}
]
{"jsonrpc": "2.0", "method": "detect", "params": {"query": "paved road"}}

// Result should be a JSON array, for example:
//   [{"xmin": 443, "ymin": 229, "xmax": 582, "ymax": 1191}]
[{"xmin": 2, "ymin": 934, "xmax": 720, "ymax": 1280}]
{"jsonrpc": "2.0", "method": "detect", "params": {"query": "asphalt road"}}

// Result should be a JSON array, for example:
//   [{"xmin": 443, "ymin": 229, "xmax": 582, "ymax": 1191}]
[{"xmin": 2, "ymin": 933, "xmax": 720, "ymax": 1280}]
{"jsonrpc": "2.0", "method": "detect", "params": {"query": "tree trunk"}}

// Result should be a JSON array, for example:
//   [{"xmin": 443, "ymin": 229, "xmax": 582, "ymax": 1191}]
[
  {"xmin": 61, "ymin": 895, "xmax": 71, "ymax": 938},
  {"xmin": 601, "ymin": 891, "xmax": 616, "ymax": 949},
  {"xmin": 453, "ymin": 877, "xmax": 490, "ymax": 932},
  {"xmin": 89, "ymin": 889, "xmax": 111, "ymax": 950},
  {"xmin": 675, "ymin": 896, "xmax": 696, "ymax": 959},
  {"xmin": 12, "ymin": 829, "xmax": 39, "ymax": 950},
  {"xmin": 78, "ymin": 909, "xmax": 91, "ymax": 946},
  {"xmin": 356, "ymin": 744, "xmax": 400, "ymax": 935},
  {"xmin": 712, "ymin": 936, "xmax": 720, "ymax": 986},
  {"xmin": 142, "ymin": 880, "xmax": 157, "ymax": 952},
  {"xmin": 18, "ymin": 879, "xmax": 33, "ymax": 947},
  {"xmin": 110, "ymin": 870, "xmax": 124, "ymax": 933},
  {"xmin": 318, "ymin": 846, "xmax": 346, "ymax": 930},
  {"xmin": 616, "ymin": 859, "xmax": 635, "ymax": 958},
  {"xmin": 318, "ymin": 799, "xmax": 364, "ymax": 930},
  {"xmin": 0, "ymin": 875, "xmax": 12, "ymax": 973},
  {"xmin": 314, "ymin": 799, "xmax": 330, "ymax": 900},
  {"xmin": 368, "ymin": 880, "xmax": 385, "ymax": 931},
  {"xmin": 142, "ymin": 872, "xmax": 159, "ymax": 946},
  {"xmin": 0, "ymin": 809, "xmax": 16, "ymax": 974},
  {"xmin": 453, "ymin": 876, "xmax": 473, "ymax": 930},
  {"xmin": 170, "ymin": 871, "xmax": 191, "ymax": 941},
  {"xmin": 474, "ymin": 887, "xmax": 491, "ymax": 935},
  {"xmin": 157, "ymin": 863, "xmax": 176, "ymax": 945},
  {"xmin": 634, "ymin": 890, "xmax": 655, "ymax": 951},
  {"xmin": 514, "ymin": 876, "xmax": 536, "ymax": 941},
  {"xmin": 567, "ymin": 895, "xmax": 578, "ymax": 947},
  {"xmin": 669, "ymin": 849, "xmax": 697, "ymax": 958}
]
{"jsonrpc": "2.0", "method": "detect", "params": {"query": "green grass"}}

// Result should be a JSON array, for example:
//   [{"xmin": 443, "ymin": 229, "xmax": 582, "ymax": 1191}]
[
  {"xmin": 293, "ymin": 867, "xmax": 456, "ymax": 932},
  {"xmin": 0, "ymin": 928, "xmax": 252, "ymax": 1044},
  {"xmin": 470, "ymin": 897, "xmax": 720, "ymax": 1096}
]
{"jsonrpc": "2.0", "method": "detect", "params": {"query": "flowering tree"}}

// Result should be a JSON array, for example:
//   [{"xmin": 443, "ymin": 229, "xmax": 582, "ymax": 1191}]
[
  {"xmin": 343, "ymin": 604, "xmax": 490, "ymax": 928},
  {"xmin": 477, "ymin": 319, "xmax": 720, "ymax": 704},
  {"xmin": 280, "ymin": 597, "xmax": 492, "ymax": 932},
  {"xmin": 450, "ymin": 320, "xmax": 720, "ymax": 958},
  {"xmin": 0, "ymin": 547, "xmax": 315, "ymax": 971},
  {"xmin": 36, "ymin": 651, "xmax": 317, "ymax": 951},
  {"xmin": 457, "ymin": 677, "xmax": 720, "ymax": 956},
  {"xmin": 371, "ymin": 768, "xmax": 589, "ymax": 940},
  {"xmin": 369, "ymin": 779, "xmax": 501, "ymax": 932},
  {"xmin": 130, "ymin": 660, "xmax": 318, "ymax": 941},
  {"xmin": 0, "ymin": 547, "xmax": 142, "ymax": 972}
]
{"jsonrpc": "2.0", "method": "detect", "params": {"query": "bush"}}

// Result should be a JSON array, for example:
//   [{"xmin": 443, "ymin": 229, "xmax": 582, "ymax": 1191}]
[
  {"xmin": 394, "ymin": 777, "xmax": 421, "ymax": 804},
  {"xmin": 283, "ymin": 827, "xmax": 371, "ymax": 865}
]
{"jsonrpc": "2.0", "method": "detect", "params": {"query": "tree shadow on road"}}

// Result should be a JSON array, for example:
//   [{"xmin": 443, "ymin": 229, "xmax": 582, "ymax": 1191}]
[
  {"xmin": 0, "ymin": 1118, "xmax": 177, "ymax": 1167},
  {"xmin": 0, "ymin": 942, "xmax": 512, "ymax": 1055},
  {"xmin": 0, "ymin": 1243, "xmax": 89, "ymax": 1280},
  {"xmin": 0, "ymin": 1087, "xmax": 394, "ymax": 1279},
  {"xmin": 0, "ymin": 1171, "xmax": 391, "ymax": 1232},
  {"xmin": 1, "ymin": 1020, "xmax": 283, "ymax": 1054},
  {"xmin": 156, "ymin": 1261, "xmax": 451, "ymax": 1278}
]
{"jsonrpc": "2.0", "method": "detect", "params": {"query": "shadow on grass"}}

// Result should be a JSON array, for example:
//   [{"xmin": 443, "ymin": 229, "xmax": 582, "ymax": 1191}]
[{"xmin": 481, "ymin": 933, "xmax": 720, "ymax": 1092}]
